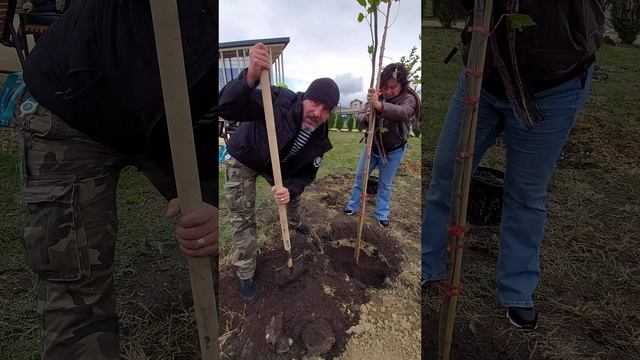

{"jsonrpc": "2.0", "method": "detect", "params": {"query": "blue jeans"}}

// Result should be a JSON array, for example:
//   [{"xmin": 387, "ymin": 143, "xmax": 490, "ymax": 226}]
[
  {"xmin": 346, "ymin": 143, "xmax": 407, "ymax": 221},
  {"xmin": 422, "ymin": 65, "xmax": 594, "ymax": 307}
]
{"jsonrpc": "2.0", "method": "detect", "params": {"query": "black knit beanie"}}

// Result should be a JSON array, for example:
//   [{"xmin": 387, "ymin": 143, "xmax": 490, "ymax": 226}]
[{"xmin": 303, "ymin": 78, "xmax": 340, "ymax": 111}]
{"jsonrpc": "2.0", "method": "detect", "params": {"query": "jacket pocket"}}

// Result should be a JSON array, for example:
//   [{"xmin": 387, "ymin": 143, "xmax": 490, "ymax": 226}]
[{"xmin": 22, "ymin": 175, "xmax": 89, "ymax": 282}]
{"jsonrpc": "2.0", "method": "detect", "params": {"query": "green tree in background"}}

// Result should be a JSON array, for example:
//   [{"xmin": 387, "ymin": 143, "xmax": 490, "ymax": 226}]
[
  {"xmin": 347, "ymin": 115, "xmax": 356, "ymax": 131},
  {"xmin": 399, "ymin": 46, "xmax": 421, "ymax": 90}
]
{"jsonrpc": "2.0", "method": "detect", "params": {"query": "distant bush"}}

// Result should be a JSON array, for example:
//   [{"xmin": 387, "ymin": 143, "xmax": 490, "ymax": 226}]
[
  {"xmin": 347, "ymin": 116, "xmax": 355, "ymax": 131},
  {"xmin": 412, "ymin": 117, "xmax": 421, "ymax": 138},
  {"xmin": 433, "ymin": 0, "xmax": 457, "ymax": 29},
  {"xmin": 327, "ymin": 113, "xmax": 336, "ymax": 129}
]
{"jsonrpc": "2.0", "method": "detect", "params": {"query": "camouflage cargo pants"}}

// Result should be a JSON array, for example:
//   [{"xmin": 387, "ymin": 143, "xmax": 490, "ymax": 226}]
[
  {"xmin": 224, "ymin": 156, "xmax": 301, "ymax": 280},
  {"xmin": 18, "ymin": 99, "xmax": 216, "ymax": 360}
]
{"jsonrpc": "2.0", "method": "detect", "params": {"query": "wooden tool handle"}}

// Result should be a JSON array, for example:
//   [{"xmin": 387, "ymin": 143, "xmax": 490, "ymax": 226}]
[
  {"xmin": 259, "ymin": 70, "xmax": 292, "ymax": 260},
  {"xmin": 149, "ymin": 1, "xmax": 218, "ymax": 359}
]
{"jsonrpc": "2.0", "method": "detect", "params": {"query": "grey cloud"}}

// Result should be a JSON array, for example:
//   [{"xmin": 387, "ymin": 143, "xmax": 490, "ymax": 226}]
[{"xmin": 335, "ymin": 73, "xmax": 364, "ymax": 105}]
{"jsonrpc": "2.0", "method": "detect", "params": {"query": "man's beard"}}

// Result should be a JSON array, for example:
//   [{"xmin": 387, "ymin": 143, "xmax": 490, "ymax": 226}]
[{"xmin": 302, "ymin": 115, "xmax": 320, "ymax": 132}]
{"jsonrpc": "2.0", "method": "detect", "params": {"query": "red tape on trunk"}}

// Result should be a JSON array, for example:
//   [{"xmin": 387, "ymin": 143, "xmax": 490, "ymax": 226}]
[
  {"xmin": 358, "ymin": 194, "xmax": 367, "ymax": 218},
  {"xmin": 463, "ymin": 96, "xmax": 480, "ymax": 104},
  {"xmin": 444, "ymin": 283, "xmax": 462, "ymax": 297},
  {"xmin": 447, "ymin": 225, "xmax": 469, "ymax": 236},
  {"xmin": 468, "ymin": 26, "xmax": 490, "ymax": 36},
  {"xmin": 447, "ymin": 241, "xmax": 465, "ymax": 251},
  {"xmin": 464, "ymin": 68, "xmax": 483, "ymax": 77},
  {"xmin": 456, "ymin": 150, "xmax": 474, "ymax": 160}
]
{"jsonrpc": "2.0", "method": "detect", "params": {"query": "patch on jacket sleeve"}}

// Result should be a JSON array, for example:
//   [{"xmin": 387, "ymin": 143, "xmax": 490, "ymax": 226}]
[{"xmin": 313, "ymin": 157, "xmax": 322, "ymax": 167}]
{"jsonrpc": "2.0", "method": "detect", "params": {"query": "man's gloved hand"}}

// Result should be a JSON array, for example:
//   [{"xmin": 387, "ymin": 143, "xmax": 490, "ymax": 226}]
[{"xmin": 165, "ymin": 199, "xmax": 218, "ymax": 257}]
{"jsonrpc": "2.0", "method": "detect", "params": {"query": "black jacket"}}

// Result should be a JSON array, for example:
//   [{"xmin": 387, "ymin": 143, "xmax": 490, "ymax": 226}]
[
  {"xmin": 23, "ymin": 0, "xmax": 218, "ymax": 162},
  {"xmin": 460, "ymin": 0, "xmax": 605, "ymax": 94},
  {"xmin": 219, "ymin": 70, "xmax": 333, "ymax": 199}
]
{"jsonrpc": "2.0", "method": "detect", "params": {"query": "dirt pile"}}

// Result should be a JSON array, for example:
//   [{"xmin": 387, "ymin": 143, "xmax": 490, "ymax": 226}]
[{"xmin": 219, "ymin": 216, "xmax": 403, "ymax": 359}]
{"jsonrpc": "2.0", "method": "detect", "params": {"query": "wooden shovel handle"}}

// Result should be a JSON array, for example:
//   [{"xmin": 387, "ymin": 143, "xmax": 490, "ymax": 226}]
[
  {"xmin": 260, "ymin": 70, "xmax": 292, "ymax": 258},
  {"xmin": 149, "ymin": 1, "xmax": 218, "ymax": 359}
]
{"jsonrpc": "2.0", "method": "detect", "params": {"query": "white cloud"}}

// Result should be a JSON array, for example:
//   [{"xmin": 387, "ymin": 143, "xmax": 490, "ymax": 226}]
[{"xmin": 220, "ymin": 0, "xmax": 421, "ymax": 107}]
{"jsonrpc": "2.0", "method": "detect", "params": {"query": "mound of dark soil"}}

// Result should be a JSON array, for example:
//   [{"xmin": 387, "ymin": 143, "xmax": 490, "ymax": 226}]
[{"xmin": 219, "ymin": 217, "xmax": 403, "ymax": 359}]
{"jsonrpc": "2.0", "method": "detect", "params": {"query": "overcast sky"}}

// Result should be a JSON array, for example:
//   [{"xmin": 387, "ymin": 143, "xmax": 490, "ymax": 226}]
[{"xmin": 220, "ymin": 0, "xmax": 421, "ymax": 107}]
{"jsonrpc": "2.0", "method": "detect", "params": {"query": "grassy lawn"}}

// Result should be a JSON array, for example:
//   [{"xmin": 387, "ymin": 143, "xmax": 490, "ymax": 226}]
[
  {"xmin": 218, "ymin": 130, "xmax": 421, "ymax": 247},
  {"xmin": 421, "ymin": 26, "xmax": 640, "ymax": 359},
  {"xmin": 422, "ymin": 0, "xmax": 434, "ymax": 18}
]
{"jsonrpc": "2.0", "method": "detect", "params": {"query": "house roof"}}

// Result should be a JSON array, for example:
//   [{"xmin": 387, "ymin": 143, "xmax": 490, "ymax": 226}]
[{"xmin": 219, "ymin": 37, "xmax": 290, "ymax": 61}]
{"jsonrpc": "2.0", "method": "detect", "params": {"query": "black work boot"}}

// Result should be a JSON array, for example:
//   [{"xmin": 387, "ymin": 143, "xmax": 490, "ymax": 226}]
[
  {"xmin": 293, "ymin": 223, "xmax": 310, "ymax": 236},
  {"xmin": 239, "ymin": 278, "xmax": 257, "ymax": 303}
]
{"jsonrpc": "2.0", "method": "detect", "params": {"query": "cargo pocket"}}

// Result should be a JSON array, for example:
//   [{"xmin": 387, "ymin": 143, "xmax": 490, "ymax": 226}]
[
  {"xmin": 225, "ymin": 177, "xmax": 243, "ymax": 214},
  {"xmin": 22, "ymin": 175, "xmax": 89, "ymax": 282},
  {"xmin": 224, "ymin": 158, "xmax": 255, "ymax": 212}
]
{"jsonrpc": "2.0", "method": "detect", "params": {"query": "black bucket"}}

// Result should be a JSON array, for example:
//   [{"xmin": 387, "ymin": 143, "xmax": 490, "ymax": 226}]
[
  {"xmin": 366, "ymin": 175, "xmax": 378, "ymax": 195},
  {"xmin": 467, "ymin": 166, "xmax": 504, "ymax": 226}
]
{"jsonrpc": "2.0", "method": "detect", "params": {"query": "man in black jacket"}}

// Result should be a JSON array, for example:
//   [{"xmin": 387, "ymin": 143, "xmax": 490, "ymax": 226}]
[
  {"xmin": 17, "ymin": 1, "xmax": 218, "ymax": 358},
  {"xmin": 219, "ymin": 43, "xmax": 338, "ymax": 302}
]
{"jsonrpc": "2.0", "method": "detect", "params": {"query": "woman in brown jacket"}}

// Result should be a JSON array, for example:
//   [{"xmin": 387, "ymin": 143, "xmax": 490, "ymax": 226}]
[{"xmin": 343, "ymin": 63, "xmax": 420, "ymax": 228}]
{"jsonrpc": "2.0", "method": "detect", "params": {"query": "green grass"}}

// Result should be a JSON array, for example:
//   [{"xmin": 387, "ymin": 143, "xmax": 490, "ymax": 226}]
[
  {"xmin": 584, "ymin": 43, "xmax": 640, "ymax": 129},
  {"xmin": 0, "ymin": 149, "xmax": 25, "ymax": 271},
  {"xmin": 421, "ymin": 26, "xmax": 640, "ymax": 358},
  {"xmin": 422, "ymin": 0, "xmax": 434, "ymax": 18},
  {"xmin": 421, "ymin": 28, "xmax": 463, "ymax": 147},
  {"xmin": 0, "ymin": 144, "xmax": 39, "ymax": 359}
]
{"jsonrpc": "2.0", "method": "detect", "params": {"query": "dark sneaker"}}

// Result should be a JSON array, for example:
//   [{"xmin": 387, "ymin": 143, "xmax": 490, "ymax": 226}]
[
  {"xmin": 378, "ymin": 219, "xmax": 389, "ymax": 228},
  {"xmin": 239, "ymin": 278, "xmax": 257, "ymax": 303},
  {"xmin": 506, "ymin": 307, "xmax": 538, "ymax": 330},
  {"xmin": 293, "ymin": 223, "xmax": 310, "ymax": 236},
  {"xmin": 343, "ymin": 207, "xmax": 356, "ymax": 216}
]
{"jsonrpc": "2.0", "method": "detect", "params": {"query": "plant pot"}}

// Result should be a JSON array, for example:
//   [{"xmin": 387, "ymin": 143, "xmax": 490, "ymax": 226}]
[
  {"xmin": 366, "ymin": 175, "xmax": 378, "ymax": 195},
  {"xmin": 467, "ymin": 166, "xmax": 504, "ymax": 226}
]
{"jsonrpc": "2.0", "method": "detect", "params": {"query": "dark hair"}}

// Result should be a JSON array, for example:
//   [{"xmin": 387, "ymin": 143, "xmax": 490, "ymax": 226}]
[{"xmin": 380, "ymin": 63, "xmax": 409, "ymax": 89}]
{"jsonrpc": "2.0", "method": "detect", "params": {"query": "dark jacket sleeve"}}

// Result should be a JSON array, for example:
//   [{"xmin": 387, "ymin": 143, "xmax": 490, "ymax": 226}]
[
  {"xmin": 357, "ymin": 105, "xmax": 370, "ymax": 126},
  {"xmin": 381, "ymin": 93, "xmax": 416, "ymax": 123},
  {"xmin": 218, "ymin": 69, "xmax": 266, "ymax": 122},
  {"xmin": 284, "ymin": 160, "xmax": 321, "ymax": 199}
]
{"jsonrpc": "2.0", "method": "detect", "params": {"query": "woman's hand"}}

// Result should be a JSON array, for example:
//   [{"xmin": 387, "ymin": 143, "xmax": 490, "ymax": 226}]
[{"xmin": 366, "ymin": 88, "xmax": 383, "ymax": 112}]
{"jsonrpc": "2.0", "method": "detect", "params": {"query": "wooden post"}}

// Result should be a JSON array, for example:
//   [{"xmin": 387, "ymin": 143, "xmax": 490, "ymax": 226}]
[
  {"xmin": 149, "ymin": 1, "xmax": 219, "ymax": 359},
  {"xmin": 438, "ymin": 1, "xmax": 493, "ymax": 359}
]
